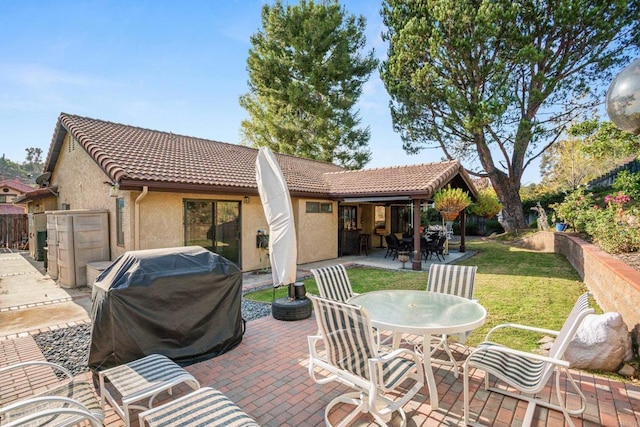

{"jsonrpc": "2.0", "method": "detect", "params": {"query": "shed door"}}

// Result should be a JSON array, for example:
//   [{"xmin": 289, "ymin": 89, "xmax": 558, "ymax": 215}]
[{"xmin": 184, "ymin": 200, "xmax": 241, "ymax": 266}]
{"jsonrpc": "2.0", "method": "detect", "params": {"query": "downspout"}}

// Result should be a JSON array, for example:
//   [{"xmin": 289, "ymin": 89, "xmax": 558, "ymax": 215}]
[{"xmin": 134, "ymin": 186, "xmax": 148, "ymax": 250}]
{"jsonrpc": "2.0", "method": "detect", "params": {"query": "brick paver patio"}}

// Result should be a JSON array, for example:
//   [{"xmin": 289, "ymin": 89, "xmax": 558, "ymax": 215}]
[{"xmin": 2, "ymin": 314, "xmax": 639, "ymax": 426}]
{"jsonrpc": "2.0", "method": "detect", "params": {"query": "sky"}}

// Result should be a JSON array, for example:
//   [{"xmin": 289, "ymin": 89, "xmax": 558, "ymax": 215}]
[{"xmin": 0, "ymin": 0, "xmax": 542, "ymax": 184}]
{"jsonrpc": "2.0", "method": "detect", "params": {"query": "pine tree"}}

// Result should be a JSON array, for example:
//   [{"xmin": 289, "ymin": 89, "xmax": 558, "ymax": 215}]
[{"xmin": 240, "ymin": 0, "xmax": 378, "ymax": 169}]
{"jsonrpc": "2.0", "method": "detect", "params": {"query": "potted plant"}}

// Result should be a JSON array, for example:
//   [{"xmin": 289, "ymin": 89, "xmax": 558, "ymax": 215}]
[{"xmin": 433, "ymin": 185, "xmax": 472, "ymax": 221}]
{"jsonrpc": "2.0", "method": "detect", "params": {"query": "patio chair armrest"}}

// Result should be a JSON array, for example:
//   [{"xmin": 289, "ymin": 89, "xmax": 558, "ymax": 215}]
[
  {"xmin": 375, "ymin": 347, "xmax": 424, "ymax": 374},
  {"xmin": 308, "ymin": 335, "xmax": 323, "ymax": 359},
  {"xmin": 0, "ymin": 360, "xmax": 73, "ymax": 380},
  {"xmin": 466, "ymin": 343, "xmax": 570, "ymax": 368},
  {"xmin": 1, "ymin": 396, "xmax": 103, "ymax": 427},
  {"xmin": 484, "ymin": 323, "xmax": 560, "ymax": 342}
]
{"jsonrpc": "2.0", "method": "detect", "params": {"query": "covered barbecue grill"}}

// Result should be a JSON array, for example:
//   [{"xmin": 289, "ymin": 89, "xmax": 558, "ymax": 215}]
[{"xmin": 88, "ymin": 246, "xmax": 243, "ymax": 371}]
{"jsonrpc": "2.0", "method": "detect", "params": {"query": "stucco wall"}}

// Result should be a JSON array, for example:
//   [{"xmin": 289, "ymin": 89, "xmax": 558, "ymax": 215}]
[
  {"xmin": 516, "ymin": 231, "xmax": 640, "ymax": 335},
  {"xmin": 294, "ymin": 199, "xmax": 338, "ymax": 264},
  {"xmin": 49, "ymin": 134, "xmax": 122, "ymax": 260}
]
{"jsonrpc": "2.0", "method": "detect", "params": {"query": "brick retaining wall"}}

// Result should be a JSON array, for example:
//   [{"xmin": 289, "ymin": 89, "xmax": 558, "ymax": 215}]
[{"xmin": 516, "ymin": 231, "xmax": 640, "ymax": 340}]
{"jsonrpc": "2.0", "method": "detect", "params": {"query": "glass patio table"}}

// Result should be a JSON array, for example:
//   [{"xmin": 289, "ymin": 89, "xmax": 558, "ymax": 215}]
[{"xmin": 349, "ymin": 290, "xmax": 487, "ymax": 410}]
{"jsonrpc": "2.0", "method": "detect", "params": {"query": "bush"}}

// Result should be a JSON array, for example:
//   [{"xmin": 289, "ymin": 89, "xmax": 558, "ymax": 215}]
[{"xmin": 553, "ymin": 187, "xmax": 640, "ymax": 254}]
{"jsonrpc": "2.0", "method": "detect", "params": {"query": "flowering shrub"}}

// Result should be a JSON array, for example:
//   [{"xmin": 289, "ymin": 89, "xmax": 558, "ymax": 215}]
[
  {"xmin": 552, "ymin": 188, "xmax": 640, "ymax": 254},
  {"xmin": 550, "ymin": 189, "xmax": 594, "ymax": 231}
]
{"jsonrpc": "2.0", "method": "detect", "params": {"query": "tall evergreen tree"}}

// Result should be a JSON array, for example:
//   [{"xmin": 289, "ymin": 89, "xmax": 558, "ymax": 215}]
[
  {"xmin": 380, "ymin": 0, "xmax": 639, "ymax": 232},
  {"xmin": 240, "ymin": 0, "xmax": 378, "ymax": 169}
]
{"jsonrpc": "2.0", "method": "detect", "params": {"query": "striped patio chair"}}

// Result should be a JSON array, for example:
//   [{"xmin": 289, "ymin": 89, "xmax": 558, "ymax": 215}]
[
  {"xmin": 307, "ymin": 294, "xmax": 424, "ymax": 427},
  {"xmin": 311, "ymin": 264, "xmax": 357, "ymax": 303},
  {"xmin": 0, "ymin": 361, "xmax": 104, "ymax": 427},
  {"xmin": 138, "ymin": 387, "xmax": 259, "ymax": 427},
  {"xmin": 311, "ymin": 264, "xmax": 396, "ymax": 346},
  {"xmin": 423, "ymin": 263, "xmax": 478, "ymax": 377},
  {"xmin": 463, "ymin": 292, "xmax": 594, "ymax": 427}
]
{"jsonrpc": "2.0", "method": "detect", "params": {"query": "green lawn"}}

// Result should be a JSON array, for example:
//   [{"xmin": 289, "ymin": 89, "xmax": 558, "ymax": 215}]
[{"xmin": 245, "ymin": 238, "xmax": 594, "ymax": 352}]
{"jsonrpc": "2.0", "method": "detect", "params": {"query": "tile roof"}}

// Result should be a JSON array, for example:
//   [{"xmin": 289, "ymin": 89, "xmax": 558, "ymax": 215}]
[
  {"xmin": 326, "ymin": 161, "xmax": 466, "ymax": 199},
  {"xmin": 0, "ymin": 179, "xmax": 35, "ymax": 194},
  {"xmin": 13, "ymin": 186, "xmax": 59, "ymax": 204},
  {"xmin": 46, "ymin": 114, "xmax": 343, "ymax": 196},
  {"xmin": 44, "ymin": 113, "xmax": 476, "ymax": 199},
  {"xmin": 0, "ymin": 204, "xmax": 26, "ymax": 214}
]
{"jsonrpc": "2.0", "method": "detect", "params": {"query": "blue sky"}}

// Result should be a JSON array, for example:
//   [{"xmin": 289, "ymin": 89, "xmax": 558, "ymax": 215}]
[{"xmin": 0, "ymin": 0, "xmax": 542, "ymax": 184}]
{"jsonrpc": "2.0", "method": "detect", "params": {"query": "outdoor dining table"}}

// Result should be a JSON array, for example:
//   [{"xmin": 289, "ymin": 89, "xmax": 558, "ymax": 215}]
[{"xmin": 348, "ymin": 290, "xmax": 487, "ymax": 410}]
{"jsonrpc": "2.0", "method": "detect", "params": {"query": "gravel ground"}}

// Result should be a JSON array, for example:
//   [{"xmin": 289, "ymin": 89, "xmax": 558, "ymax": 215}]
[{"xmin": 33, "ymin": 299, "xmax": 272, "ymax": 376}]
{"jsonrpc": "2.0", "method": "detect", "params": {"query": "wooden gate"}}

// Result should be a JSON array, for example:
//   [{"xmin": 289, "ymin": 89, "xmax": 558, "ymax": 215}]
[{"xmin": 0, "ymin": 214, "xmax": 28, "ymax": 249}]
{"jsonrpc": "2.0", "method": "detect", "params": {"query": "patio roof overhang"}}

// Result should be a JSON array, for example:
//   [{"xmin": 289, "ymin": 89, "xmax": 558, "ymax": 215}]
[
  {"xmin": 13, "ymin": 186, "xmax": 59, "ymax": 204},
  {"xmin": 341, "ymin": 196, "xmax": 411, "ymax": 203}
]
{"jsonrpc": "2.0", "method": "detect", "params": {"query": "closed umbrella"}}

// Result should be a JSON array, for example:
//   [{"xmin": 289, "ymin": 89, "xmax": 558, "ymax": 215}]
[{"xmin": 255, "ymin": 147, "xmax": 298, "ymax": 292}]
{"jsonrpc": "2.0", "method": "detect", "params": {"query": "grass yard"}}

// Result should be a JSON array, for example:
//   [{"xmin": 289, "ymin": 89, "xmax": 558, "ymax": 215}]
[{"xmin": 245, "ymin": 238, "xmax": 595, "ymax": 351}]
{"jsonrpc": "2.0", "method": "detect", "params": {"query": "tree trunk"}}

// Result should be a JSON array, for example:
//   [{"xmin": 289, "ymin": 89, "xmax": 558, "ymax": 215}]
[
  {"xmin": 474, "ymin": 133, "xmax": 528, "ymax": 233},
  {"xmin": 491, "ymin": 175, "xmax": 527, "ymax": 233}
]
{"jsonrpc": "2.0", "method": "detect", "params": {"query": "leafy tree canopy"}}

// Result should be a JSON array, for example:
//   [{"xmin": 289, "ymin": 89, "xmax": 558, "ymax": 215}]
[
  {"xmin": 0, "ymin": 148, "xmax": 44, "ymax": 183},
  {"xmin": 539, "ymin": 120, "xmax": 637, "ymax": 194},
  {"xmin": 380, "ymin": 0, "xmax": 639, "ymax": 232},
  {"xmin": 569, "ymin": 119, "xmax": 640, "ymax": 158},
  {"xmin": 240, "ymin": 0, "xmax": 378, "ymax": 169}
]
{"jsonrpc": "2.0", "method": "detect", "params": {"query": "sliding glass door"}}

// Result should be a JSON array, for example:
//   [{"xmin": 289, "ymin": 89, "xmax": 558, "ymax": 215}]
[{"xmin": 184, "ymin": 199, "xmax": 241, "ymax": 266}]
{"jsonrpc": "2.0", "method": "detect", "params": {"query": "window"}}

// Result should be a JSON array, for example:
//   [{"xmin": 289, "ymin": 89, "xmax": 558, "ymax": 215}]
[
  {"xmin": 116, "ymin": 198, "xmax": 125, "ymax": 246},
  {"xmin": 306, "ymin": 202, "xmax": 333, "ymax": 213},
  {"xmin": 374, "ymin": 206, "xmax": 386, "ymax": 228},
  {"xmin": 342, "ymin": 206, "xmax": 357, "ymax": 230},
  {"xmin": 391, "ymin": 206, "xmax": 411, "ymax": 234},
  {"xmin": 0, "ymin": 195, "xmax": 5, "ymax": 203}
]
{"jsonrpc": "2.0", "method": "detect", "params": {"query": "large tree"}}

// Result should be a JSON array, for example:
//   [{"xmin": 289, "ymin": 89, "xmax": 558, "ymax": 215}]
[
  {"xmin": 540, "ymin": 120, "xmax": 638, "ymax": 193},
  {"xmin": 240, "ymin": 0, "xmax": 378, "ymax": 169},
  {"xmin": 380, "ymin": 0, "xmax": 639, "ymax": 232}
]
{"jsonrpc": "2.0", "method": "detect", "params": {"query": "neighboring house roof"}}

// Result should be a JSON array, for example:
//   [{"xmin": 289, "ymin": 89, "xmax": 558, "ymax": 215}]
[
  {"xmin": 43, "ymin": 113, "xmax": 476, "ymax": 200},
  {"xmin": 13, "ymin": 185, "xmax": 59, "ymax": 204},
  {"xmin": 587, "ymin": 156, "xmax": 639, "ymax": 190},
  {"xmin": 0, "ymin": 179, "xmax": 35, "ymax": 194},
  {"xmin": 0, "ymin": 204, "xmax": 26, "ymax": 214}
]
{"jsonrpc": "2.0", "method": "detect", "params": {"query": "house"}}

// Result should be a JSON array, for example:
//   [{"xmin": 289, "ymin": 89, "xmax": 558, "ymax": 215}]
[
  {"xmin": 0, "ymin": 179, "xmax": 33, "ymax": 214},
  {"xmin": 0, "ymin": 179, "xmax": 33, "ymax": 248},
  {"xmin": 587, "ymin": 156, "xmax": 639, "ymax": 189},
  {"xmin": 16, "ymin": 113, "xmax": 477, "ymax": 274}
]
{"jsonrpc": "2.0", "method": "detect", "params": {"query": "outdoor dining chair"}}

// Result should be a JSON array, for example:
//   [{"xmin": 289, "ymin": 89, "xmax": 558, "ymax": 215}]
[
  {"xmin": 424, "ymin": 234, "xmax": 447, "ymax": 261},
  {"xmin": 417, "ymin": 264, "xmax": 478, "ymax": 378},
  {"xmin": 307, "ymin": 294, "xmax": 424, "ymax": 427},
  {"xmin": 311, "ymin": 264, "xmax": 357, "ymax": 302},
  {"xmin": 463, "ymin": 292, "xmax": 594, "ymax": 427},
  {"xmin": 0, "ymin": 361, "xmax": 104, "ymax": 427}
]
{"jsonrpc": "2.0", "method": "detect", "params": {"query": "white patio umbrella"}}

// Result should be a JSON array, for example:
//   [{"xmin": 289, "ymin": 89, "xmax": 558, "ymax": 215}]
[{"xmin": 255, "ymin": 147, "xmax": 298, "ymax": 290}]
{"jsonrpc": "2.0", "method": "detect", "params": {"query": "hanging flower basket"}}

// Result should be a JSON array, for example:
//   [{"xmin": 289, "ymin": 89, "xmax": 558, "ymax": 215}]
[
  {"xmin": 440, "ymin": 210, "xmax": 460, "ymax": 221},
  {"xmin": 433, "ymin": 186, "xmax": 472, "ymax": 221}
]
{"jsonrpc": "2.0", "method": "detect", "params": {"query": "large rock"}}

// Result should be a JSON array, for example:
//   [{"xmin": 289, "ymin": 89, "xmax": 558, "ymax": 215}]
[{"xmin": 565, "ymin": 312, "xmax": 633, "ymax": 371}]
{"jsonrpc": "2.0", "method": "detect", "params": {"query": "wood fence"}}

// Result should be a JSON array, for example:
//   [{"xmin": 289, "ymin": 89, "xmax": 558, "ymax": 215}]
[{"xmin": 0, "ymin": 214, "xmax": 28, "ymax": 249}]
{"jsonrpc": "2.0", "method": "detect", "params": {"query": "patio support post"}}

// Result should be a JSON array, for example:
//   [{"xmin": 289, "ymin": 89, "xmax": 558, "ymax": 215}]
[
  {"xmin": 460, "ymin": 209, "xmax": 466, "ymax": 252},
  {"xmin": 412, "ymin": 198, "xmax": 422, "ymax": 271}
]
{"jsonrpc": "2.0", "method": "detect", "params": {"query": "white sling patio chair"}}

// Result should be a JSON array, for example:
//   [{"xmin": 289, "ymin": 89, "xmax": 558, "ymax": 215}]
[
  {"xmin": 0, "ymin": 361, "xmax": 104, "ymax": 427},
  {"xmin": 417, "ymin": 263, "xmax": 478, "ymax": 377},
  {"xmin": 307, "ymin": 294, "xmax": 424, "ymax": 427},
  {"xmin": 311, "ymin": 264, "xmax": 357, "ymax": 302},
  {"xmin": 463, "ymin": 292, "xmax": 594, "ymax": 427},
  {"xmin": 311, "ymin": 264, "xmax": 397, "ymax": 346}
]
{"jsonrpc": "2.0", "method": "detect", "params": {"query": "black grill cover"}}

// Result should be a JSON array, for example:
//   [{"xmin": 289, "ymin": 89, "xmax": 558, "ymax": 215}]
[{"xmin": 88, "ymin": 246, "xmax": 243, "ymax": 371}]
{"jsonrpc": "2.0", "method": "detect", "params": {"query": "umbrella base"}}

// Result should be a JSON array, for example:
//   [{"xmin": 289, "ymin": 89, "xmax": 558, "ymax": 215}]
[{"xmin": 272, "ymin": 297, "xmax": 312, "ymax": 321}]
